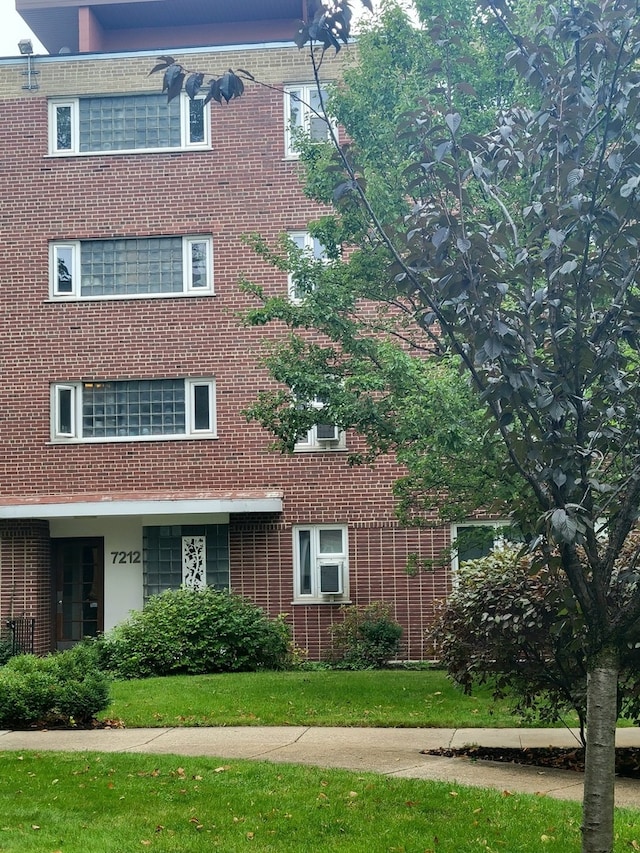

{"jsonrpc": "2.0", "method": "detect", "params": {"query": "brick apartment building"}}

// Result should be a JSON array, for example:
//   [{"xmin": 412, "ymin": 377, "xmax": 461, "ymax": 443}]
[{"xmin": 0, "ymin": 0, "xmax": 457, "ymax": 660}]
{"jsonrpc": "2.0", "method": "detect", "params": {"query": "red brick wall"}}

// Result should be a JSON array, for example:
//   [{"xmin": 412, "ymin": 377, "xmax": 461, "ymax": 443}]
[
  {"xmin": 0, "ymin": 521, "xmax": 51, "ymax": 654},
  {"xmin": 230, "ymin": 515, "xmax": 450, "ymax": 660}
]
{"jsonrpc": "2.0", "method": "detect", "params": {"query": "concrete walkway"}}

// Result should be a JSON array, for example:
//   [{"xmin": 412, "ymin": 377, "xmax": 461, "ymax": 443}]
[{"xmin": 1, "ymin": 726, "xmax": 639, "ymax": 808}]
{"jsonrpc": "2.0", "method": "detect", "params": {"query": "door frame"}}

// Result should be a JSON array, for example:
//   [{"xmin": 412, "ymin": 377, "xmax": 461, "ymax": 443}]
[{"xmin": 51, "ymin": 537, "xmax": 104, "ymax": 649}]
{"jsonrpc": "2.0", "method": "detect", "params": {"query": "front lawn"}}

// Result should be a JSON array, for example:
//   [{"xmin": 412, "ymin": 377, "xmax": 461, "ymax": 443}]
[
  {"xmin": 4, "ymin": 750, "xmax": 638, "ymax": 853},
  {"xmin": 101, "ymin": 669, "xmax": 578, "ymax": 729}
]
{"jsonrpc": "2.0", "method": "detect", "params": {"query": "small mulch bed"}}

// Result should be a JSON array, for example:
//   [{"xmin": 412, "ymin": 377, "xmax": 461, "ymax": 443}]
[{"xmin": 422, "ymin": 746, "xmax": 640, "ymax": 779}]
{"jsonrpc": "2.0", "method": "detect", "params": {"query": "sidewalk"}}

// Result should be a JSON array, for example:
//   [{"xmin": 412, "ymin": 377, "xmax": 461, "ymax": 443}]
[{"xmin": 1, "ymin": 726, "xmax": 639, "ymax": 808}]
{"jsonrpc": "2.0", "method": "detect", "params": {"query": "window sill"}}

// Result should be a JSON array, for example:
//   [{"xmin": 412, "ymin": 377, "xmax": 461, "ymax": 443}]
[
  {"xmin": 49, "ymin": 434, "xmax": 218, "ymax": 445},
  {"xmin": 292, "ymin": 598, "xmax": 351, "ymax": 606},
  {"xmin": 293, "ymin": 445, "xmax": 347, "ymax": 453},
  {"xmin": 46, "ymin": 145, "xmax": 212, "ymax": 158},
  {"xmin": 46, "ymin": 291, "xmax": 215, "ymax": 303}
]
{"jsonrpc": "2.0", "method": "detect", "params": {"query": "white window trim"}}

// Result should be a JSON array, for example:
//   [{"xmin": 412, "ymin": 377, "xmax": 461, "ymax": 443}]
[
  {"xmin": 293, "ymin": 396, "xmax": 345, "ymax": 452},
  {"xmin": 284, "ymin": 83, "xmax": 337, "ymax": 159},
  {"xmin": 48, "ymin": 93, "xmax": 210, "ymax": 157},
  {"xmin": 50, "ymin": 242, "xmax": 79, "ymax": 297},
  {"xmin": 185, "ymin": 379, "xmax": 217, "ymax": 435},
  {"xmin": 50, "ymin": 378, "xmax": 217, "ymax": 443},
  {"xmin": 287, "ymin": 230, "xmax": 328, "ymax": 304},
  {"xmin": 49, "ymin": 235, "xmax": 214, "ymax": 300},
  {"xmin": 184, "ymin": 237, "xmax": 213, "ymax": 294},
  {"xmin": 52, "ymin": 384, "xmax": 79, "ymax": 439},
  {"xmin": 49, "ymin": 100, "xmax": 78, "ymax": 155},
  {"xmin": 292, "ymin": 524, "xmax": 350, "ymax": 604}
]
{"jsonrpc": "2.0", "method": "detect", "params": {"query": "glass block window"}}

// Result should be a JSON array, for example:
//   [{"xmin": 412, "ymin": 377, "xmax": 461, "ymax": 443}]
[
  {"xmin": 143, "ymin": 524, "xmax": 230, "ymax": 599},
  {"xmin": 51, "ymin": 378, "xmax": 216, "ymax": 442},
  {"xmin": 79, "ymin": 95, "xmax": 181, "ymax": 151},
  {"xmin": 49, "ymin": 94, "xmax": 209, "ymax": 155},
  {"xmin": 82, "ymin": 379, "xmax": 185, "ymax": 438},
  {"xmin": 50, "ymin": 236, "xmax": 213, "ymax": 299}
]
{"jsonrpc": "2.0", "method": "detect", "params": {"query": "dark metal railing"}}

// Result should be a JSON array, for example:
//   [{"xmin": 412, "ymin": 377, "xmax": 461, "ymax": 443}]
[{"xmin": 7, "ymin": 617, "xmax": 35, "ymax": 656}]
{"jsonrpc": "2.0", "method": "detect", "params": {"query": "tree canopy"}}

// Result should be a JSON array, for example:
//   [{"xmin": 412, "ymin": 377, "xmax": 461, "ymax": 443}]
[
  {"xmin": 151, "ymin": 1, "xmax": 640, "ymax": 848},
  {"xmin": 245, "ymin": 2, "xmax": 640, "ymax": 849}
]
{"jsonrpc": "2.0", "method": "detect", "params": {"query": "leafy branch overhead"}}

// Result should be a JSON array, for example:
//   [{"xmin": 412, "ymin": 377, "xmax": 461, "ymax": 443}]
[
  {"xmin": 149, "ymin": 56, "xmax": 249, "ymax": 104},
  {"xmin": 150, "ymin": 1, "xmax": 372, "ymax": 103}
]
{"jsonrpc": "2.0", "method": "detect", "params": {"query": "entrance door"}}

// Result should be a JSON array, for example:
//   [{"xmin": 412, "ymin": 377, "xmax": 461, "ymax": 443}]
[{"xmin": 52, "ymin": 538, "xmax": 104, "ymax": 650}]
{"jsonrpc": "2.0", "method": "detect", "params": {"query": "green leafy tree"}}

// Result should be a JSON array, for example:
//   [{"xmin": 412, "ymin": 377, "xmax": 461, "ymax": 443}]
[
  {"xmin": 432, "ymin": 541, "xmax": 640, "ymax": 745},
  {"xmin": 153, "ymin": 1, "xmax": 640, "ymax": 849},
  {"xmin": 245, "ymin": 3, "xmax": 640, "ymax": 849}
]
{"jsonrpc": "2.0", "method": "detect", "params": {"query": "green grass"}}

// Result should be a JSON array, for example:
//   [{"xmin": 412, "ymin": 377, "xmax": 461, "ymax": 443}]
[
  {"xmin": 2, "ymin": 750, "xmax": 639, "ymax": 852},
  {"xmin": 101, "ymin": 669, "xmax": 579, "ymax": 729}
]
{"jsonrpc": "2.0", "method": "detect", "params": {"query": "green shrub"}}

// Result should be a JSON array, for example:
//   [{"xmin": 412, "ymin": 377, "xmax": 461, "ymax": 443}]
[
  {"xmin": 0, "ymin": 643, "xmax": 110, "ymax": 728},
  {"xmin": 329, "ymin": 602, "xmax": 403, "ymax": 669},
  {"xmin": 431, "ymin": 543, "xmax": 589, "ymax": 734},
  {"xmin": 0, "ymin": 635, "xmax": 14, "ymax": 666},
  {"xmin": 98, "ymin": 587, "xmax": 292, "ymax": 679}
]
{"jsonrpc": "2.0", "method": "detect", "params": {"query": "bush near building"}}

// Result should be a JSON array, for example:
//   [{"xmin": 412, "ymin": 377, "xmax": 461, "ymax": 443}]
[
  {"xmin": 0, "ymin": 643, "xmax": 110, "ymax": 728},
  {"xmin": 98, "ymin": 587, "xmax": 292, "ymax": 679},
  {"xmin": 329, "ymin": 602, "xmax": 403, "ymax": 669}
]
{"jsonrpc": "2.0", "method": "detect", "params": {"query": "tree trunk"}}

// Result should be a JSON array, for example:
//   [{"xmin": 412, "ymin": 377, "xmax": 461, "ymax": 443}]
[{"xmin": 582, "ymin": 645, "xmax": 619, "ymax": 853}]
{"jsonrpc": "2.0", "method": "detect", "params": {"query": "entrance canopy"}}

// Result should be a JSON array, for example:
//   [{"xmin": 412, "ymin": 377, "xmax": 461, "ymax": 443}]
[{"xmin": 0, "ymin": 489, "xmax": 283, "ymax": 519}]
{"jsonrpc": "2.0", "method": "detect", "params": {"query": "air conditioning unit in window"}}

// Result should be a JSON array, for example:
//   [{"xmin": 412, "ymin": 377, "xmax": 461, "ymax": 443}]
[
  {"xmin": 316, "ymin": 423, "xmax": 340, "ymax": 442},
  {"xmin": 319, "ymin": 561, "xmax": 343, "ymax": 595}
]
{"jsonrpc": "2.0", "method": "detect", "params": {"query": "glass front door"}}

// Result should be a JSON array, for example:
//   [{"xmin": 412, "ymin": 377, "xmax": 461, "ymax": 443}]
[{"xmin": 52, "ymin": 538, "xmax": 104, "ymax": 650}]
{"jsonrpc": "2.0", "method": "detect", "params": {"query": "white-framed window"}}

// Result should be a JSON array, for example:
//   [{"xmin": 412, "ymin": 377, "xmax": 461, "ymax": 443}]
[
  {"xmin": 288, "ymin": 231, "xmax": 327, "ymax": 303},
  {"xmin": 48, "ymin": 92, "xmax": 209, "ymax": 156},
  {"xmin": 51, "ymin": 378, "xmax": 216, "ymax": 442},
  {"xmin": 50, "ymin": 236, "xmax": 213, "ymax": 300},
  {"xmin": 450, "ymin": 521, "xmax": 518, "ymax": 575},
  {"xmin": 293, "ymin": 524, "xmax": 349, "ymax": 603},
  {"xmin": 294, "ymin": 397, "xmax": 345, "ymax": 452},
  {"xmin": 284, "ymin": 84, "xmax": 336, "ymax": 158}
]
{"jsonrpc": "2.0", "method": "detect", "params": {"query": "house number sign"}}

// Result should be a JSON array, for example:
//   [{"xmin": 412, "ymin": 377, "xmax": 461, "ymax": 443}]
[{"xmin": 110, "ymin": 551, "xmax": 141, "ymax": 564}]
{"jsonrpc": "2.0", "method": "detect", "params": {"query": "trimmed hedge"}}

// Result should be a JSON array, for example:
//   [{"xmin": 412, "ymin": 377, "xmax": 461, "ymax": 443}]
[
  {"xmin": 98, "ymin": 587, "xmax": 291, "ymax": 679},
  {"xmin": 0, "ymin": 643, "xmax": 110, "ymax": 728}
]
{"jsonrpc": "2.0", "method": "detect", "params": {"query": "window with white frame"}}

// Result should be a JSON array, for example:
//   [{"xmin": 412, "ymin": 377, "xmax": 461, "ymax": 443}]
[
  {"xmin": 288, "ymin": 231, "xmax": 327, "ymax": 303},
  {"xmin": 293, "ymin": 524, "xmax": 349, "ymax": 602},
  {"xmin": 284, "ymin": 84, "xmax": 336, "ymax": 157},
  {"xmin": 51, "ymin": 378, "xmax": 216, "ymax": 442},
  {"xmin": 294, "ymin": 397, "xmax": 345, "ymax": 452},
  {"xmin": 50, "ymin": 236, "xmax": 212, "ymax": 299},
  {"xmin": 49, "ymin": 93, "xmax": 209, "ymax": 155},
  {"xmin": 450, "ymin": 521, "xmax": 520, "ymax": 575}
]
